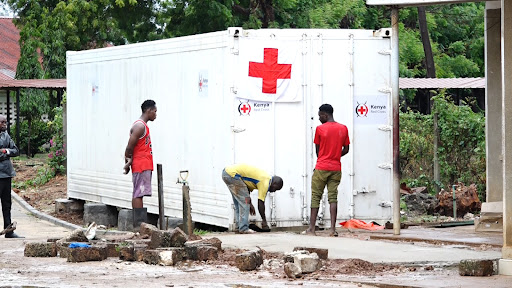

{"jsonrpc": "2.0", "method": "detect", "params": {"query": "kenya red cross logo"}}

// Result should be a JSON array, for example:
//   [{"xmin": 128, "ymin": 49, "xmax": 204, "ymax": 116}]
[
  {"xmin": 238, "ymin": 100, "xmax": 251, "ymax": 116},
  {"xmin": 355, "ymin": 102, "xmax": 368, "ymax": 117},
  {"xmin": 249, "ymin": 48, "xmax": 292, "ymax": 94}
]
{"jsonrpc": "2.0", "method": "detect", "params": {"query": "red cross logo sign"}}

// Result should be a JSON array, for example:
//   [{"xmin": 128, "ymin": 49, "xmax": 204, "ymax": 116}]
[
  {"xmin": 249, "ymin": 48, "xmax": 292, "ymax": 94},
  {"xmin": 238, "ymin": 101, "xmax": 251, "ymax": 116},
  {"xmin": 355, "ymin": 102, "xmax": 369, "ymax": 117}
]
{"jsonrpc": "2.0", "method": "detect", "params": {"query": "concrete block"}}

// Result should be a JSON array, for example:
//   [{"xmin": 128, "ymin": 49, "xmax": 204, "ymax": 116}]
[
  {"xmin": 55, "ymin": 198, "xmax": 84, "ymax": 214},
  {"xmin": 134, "ymin": 244, "xmax": 147, "ymax": 262},
  {"xmin": 293, "ymin": 247, "xmax": 328, "ymax": 260},
  {"xmin": 481, "ymin": 201, "xmax": 503, "ymax": 213},
  {"xmin": 157, "ymin": 248, "xmax": 185, "ymax": 266},
  {"xmin": 56, "ymin": 228, "xmax": 89, "ymax": 244},
  {"xmin": 184, "ymin": 244, "xmax": 218, "ymax": 261},
  {"xmin": 159, "ymin": 217, "xmax": 183, "ymax": 230},
  {"xmin": 235, "ymin": 249, "xmax": 263, "ymax": 271},
  {"xmin": 459, "ymin": 259, "xmax": 494, "ymax": 276},
  {"xmin": 140, "ymin": 222, "xmax": 159, "ymax": 237},
  {"xmin": 147, "ymin": 213, "xmax": 159, "ymax": 226},
  {"xmin": 143, "ymin": 250, "xmax": 161, "ymax": 265},
  {"xmin": 150, "ymin": 227, "xmax": 187, "ymax": 249},
  {"xmin": 284, "ymin": 262, "xmax": 302, "ymax": 278},
  {"xmin": 474, "ymin": 216, "xmax": 503, "ymax": 232},
  {"xmin": 186, "ymin": 237, "xmax": 222, "ymax": 251},
  {"xmin": 67, "ymin": 246, "xmax": 108, "ymax": 262},
  {"xmin": 293, "ymin": 253, "xmax": 321, "ymax": 274},
  {"xmin": 283, "ymin": 250, "xmax": 309, "ymax": 263},
  {"xmin": 56, "ymin": 242, "xmax": 73, "ymax": 258},
  {"xmin": 499, "ymin": 259, "xmax": 512, "ymax": 276},
  {"xmin": 117, "ymin": 209, "xmax": 134, "ymax": 232},
  {"xmin": 24, "ymin": 242, "xmax": 57, "ymax": 257},
  {"xmin": 83, "ymin": 203, "xmax": 118, "ymax": 227},
  {"xmin": 118, "ymin": 244, "xmax": 135, "ymax": 261},
  {"xmin": 104, "ymin": 242, "xmax": 120, "ymax": 258}
]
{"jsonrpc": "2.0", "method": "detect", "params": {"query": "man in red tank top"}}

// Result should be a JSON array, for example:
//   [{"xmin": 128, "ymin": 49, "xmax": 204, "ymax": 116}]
[
  {"xmin": 124, "ymin": 100, "xmax": 157, "ymax": 230},
  {"xmin": 304, "ymin": 104, "xmax": 350, "ymax": 237}
]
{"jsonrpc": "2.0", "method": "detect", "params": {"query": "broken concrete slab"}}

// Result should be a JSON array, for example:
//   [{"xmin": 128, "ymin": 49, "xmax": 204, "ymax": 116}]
[
  {"xmin": 184, "ymin": 244, "xmax": 218, "ymax": 261},
  {"xmin": 24, "ymin": 242, "xmax": 57, "ymax": 257},
  {"xmin": 55, "ymin": 198, "xmax": 84, "ymax": 214},
  {"xmin": 118, "ymin": 243, "xmax": 135, "ymax": 261},
  {"xmin": 284, "ymin": 262, "xmax": 302, "ymax": 278},
  {"xmin": 149, "ymin": 227, "xmax": 187, "ymax": 249},
  {"xmin": 157, "ymin": 248, "xmax": 185, "ymax": 266},
  {"xmin": 56, "ymin": 228, "xmax": 89, "ymax": 244},
  {"xmin": 235, "ymin": 248, "xmax": 263, "ymax": 271},
  {"xmin": 293, "ymin": 253, "xmax": 321, "ymax": 274},
  {"xmin": 143, "ymin": 250, "xmax": 160, "ymax": 265},
  {"xmin": 459, "ymin": 259, "xmax": 495, "ymax": 276},
  {"xmin": 67, "ymin": 246, "xmax": 108, "ymax": 262},
  {"xmin": 283, "ymin": 250, "xmax": 309, "ymax": 263},
  {"xmin": 140, "ymin": 222, "xmax": 159, "ymax": 237},
  {"xmin": 186, "ymin": 237, "xmax": 222, "ymax": 251},
  {"xmin": 293, "ymin": 247, "xmax": 328, "ymax": 260}
]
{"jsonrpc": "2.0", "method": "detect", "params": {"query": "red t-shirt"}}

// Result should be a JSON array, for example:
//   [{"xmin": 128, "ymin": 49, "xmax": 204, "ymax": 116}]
[
  {"xmin": 131, "ymin": 120, "xmax": 153, "ymax": 173},
  {"xmin": 314, "ymin": 122, "xmax": 350, "ymax": 171}
]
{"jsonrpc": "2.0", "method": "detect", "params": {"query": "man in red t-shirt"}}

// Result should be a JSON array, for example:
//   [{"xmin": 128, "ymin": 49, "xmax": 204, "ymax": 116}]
[
  {"xmin": 124, "ymin": 100, "xmax": 157, "ymax": 230},
  {"xmin": 304, "ymin": 104, "xmax": 350, "ymax": 237}
]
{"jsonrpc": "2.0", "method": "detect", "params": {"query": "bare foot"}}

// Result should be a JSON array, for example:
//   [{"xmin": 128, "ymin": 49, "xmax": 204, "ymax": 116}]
[{"xmin": 301, "ymin": 228, "xmax": 316, "ymax": 236}]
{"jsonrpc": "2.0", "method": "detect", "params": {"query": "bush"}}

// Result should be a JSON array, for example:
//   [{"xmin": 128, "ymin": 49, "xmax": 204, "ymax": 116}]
[
  {"xmin": 47, "ymin": 103, "xmax": 66, "ymax": 175},
  {"xmin": 11, "ymin": 120, "xmax": 52, "ymax": 157},
  {"xmin": 400, "ymin": 92, "xmax": 486, "ymax": 201}
]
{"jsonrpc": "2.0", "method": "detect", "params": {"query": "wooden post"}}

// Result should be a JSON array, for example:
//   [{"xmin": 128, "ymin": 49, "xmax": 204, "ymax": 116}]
[{"xmin": 157, "ymin": 164, "xmax": 165, "ymax": 230}]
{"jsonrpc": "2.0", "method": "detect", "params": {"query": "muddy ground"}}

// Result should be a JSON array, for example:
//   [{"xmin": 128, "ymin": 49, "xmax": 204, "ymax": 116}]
[{"xmin": 4, "ymin": 157, "xmax": 509, "ymax": 287}]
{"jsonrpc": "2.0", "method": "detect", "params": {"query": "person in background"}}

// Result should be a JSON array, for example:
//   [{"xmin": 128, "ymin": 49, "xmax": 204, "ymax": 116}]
[
  {"xmin": 0, "ymin": 115, "xmax": 21, "ymax": 238},
  {"xmin": 222, "ymin": 163, "xmax": 283, "ymax": 233},
  {"xmin": 304, "ymin": 104, "xmax": 350, "ymax": 237},
  {"xmin": 124, "ymin": 100, "xmax": 157, "ymax": 230}
]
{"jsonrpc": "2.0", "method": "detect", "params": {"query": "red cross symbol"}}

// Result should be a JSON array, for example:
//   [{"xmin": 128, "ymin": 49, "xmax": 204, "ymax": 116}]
[
  {"xmin": 238, "ymin": 102, "xmax": 251, "ymax": 115},
  {"xmin": 358, "ymin": 106, "xmax": 367, "ymax": 115},
  {"xmin": 241, "ymin": 104, "xmax": 249, "ymax": 113},
  {"xmin": 249, "ymin": 48, "xmax": 292, "ymax": 94}
]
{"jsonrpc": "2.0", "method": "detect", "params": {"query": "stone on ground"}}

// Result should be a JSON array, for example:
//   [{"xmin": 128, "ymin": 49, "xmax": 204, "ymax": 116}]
[
  {"xmin": 293, "ymin": 247, "xmax": 328, "ymax": 260},
  {"xmin": 459, "ymin": 259, "xmax": 495, "ymax": 276},
  {"xmin": 293, "ymin": 253, "xmax": 321, "ymax": 273},
  {"xmin": 235, "ymin": 248, "xmax": 263, "ymax": 271},
  {"xmin": 24, "ymin": 242, "xmax": 57, "ymax": 257},
  {"xmin": 284, "ymin": 262, "xmax": 302, "ymax": 278}
]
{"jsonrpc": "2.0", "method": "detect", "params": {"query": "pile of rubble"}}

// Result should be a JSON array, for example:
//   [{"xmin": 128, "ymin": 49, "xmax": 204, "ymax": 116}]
[{"xmin": 23, "ymin": 223, "xmax": 326, "ymax": 277}]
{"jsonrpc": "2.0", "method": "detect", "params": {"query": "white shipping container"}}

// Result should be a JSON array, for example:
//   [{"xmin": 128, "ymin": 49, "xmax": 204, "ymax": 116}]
[{"xmin": 66, "ymin": 27, "xmax": 394, "ymax": 229}]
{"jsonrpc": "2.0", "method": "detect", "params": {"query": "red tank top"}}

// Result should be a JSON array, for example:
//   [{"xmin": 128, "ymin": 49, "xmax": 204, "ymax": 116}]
[{"xmin": 131, "ymin": 120, "xmax": 153, "ymax": 173}]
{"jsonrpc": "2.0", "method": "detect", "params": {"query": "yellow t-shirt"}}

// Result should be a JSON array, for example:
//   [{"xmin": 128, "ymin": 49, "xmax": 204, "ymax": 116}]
[{"xmin": 225, "ymin": 164, "xmax": 272, "ymax": 201}]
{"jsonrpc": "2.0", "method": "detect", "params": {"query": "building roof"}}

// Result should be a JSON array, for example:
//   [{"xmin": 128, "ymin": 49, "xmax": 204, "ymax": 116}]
[
  {"xmin": 0, "ymin": 79, "xmax": 66, "ymax": 89},
  {"xmin": 0, "ymin": 17, "xmax": 19, "ymax": 80},
  {"xmin": 399, "ymin": 77, "xmax": 485, "ymax": 89}
]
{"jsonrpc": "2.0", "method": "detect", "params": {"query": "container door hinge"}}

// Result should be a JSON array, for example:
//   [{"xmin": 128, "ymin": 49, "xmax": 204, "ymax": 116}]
[
  {"xmin": 378, "ymin": 50, "xmax": 392, "ymax": 55},
  {"xmin": 353, "ymin": 187, "xmax": 377, "ymax": 195},
  {"xmin": 230, "ymin": 86, "xmax": 238, "ymax": 94},
  {"xmin": 379, "ymin": 87, "xmax": 392, "ymax": 94},
  {"xmin": 378, "ymin": 163, "xmax": 392, "ymax": 170},
  {"xmin": 379, "ymin": 201, "xmax": 392, "ymax": 208},
  {"xmin": 378, "ymin": 125, "xmax": 392, "ymax": 132}
]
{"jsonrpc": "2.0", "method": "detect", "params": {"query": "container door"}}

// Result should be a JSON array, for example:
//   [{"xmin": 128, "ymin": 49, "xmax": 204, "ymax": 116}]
[{"xmin": 230, "ymin": 32, "xmax": 311, "ymax": 227}]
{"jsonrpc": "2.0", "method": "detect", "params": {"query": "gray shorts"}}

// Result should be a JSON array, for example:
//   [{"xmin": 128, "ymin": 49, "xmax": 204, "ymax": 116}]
[{"xmin": 132, "ymin": 170, "xmax": 152, "ymax": 198}]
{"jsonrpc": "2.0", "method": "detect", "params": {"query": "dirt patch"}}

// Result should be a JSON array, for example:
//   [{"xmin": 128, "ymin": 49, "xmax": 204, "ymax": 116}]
[{"xmin": 11, "ymin": 157, "xmax": 84, "ymax": 226}]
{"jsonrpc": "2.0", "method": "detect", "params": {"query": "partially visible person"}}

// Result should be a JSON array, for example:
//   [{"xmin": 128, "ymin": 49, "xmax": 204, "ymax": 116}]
[
  {"xmin": 0, "ymin": 115, "xmax": 21, "ymax": 238},
  {"xmin": 222, "ymin": 164, "xmax": 283, "ymax": 233},
  {"xmin": 124, "ymin": 100, "xmax": 157, "ymax": 229},
  {"xmin": 304, "ymin": 104, "xmax": 350, "ymax": 237}
]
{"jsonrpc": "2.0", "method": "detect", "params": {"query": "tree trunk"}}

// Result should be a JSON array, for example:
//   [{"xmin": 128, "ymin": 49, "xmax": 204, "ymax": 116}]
[
  {"xmin": 27, "ymin": 118, "xmax": 32, "ymax": 158},
  {"xmin": 418, "ymin": 6, "xmax": 440, "ymax": 193}
]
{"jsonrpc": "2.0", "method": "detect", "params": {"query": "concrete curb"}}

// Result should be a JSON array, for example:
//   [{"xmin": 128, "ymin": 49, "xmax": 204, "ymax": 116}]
[
  {"xmin": 11, "ymin": 190, "xmax": 134, "ymax": 235},
  {"xmin": 11, "ymin": 190, "xmax": 82, "ymax": 231}
]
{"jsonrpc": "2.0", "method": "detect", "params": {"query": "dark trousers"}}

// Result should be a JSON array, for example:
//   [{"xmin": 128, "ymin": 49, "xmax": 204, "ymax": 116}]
[{"xmin": 0, "ymin": 178, "xmax": 12, "ymax": 229}]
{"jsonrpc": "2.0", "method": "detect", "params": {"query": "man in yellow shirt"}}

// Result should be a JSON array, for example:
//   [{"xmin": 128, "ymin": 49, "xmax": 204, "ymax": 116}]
[{"xmin": 222, "ymin": 164, "xmax": 284, "ymax": 233}]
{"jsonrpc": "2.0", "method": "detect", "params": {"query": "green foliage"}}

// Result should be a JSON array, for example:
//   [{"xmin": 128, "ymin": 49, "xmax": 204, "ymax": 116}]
[
  {"xmin": 193, "ymin": 229, "xmax": 209, "ymax": 236},
  {"xmin": 47, "ymin": 96, "xmax": 66, "ymax": 175},
  {"xmin": 400, "ymin": 93, "xmax": 486, "ymax": 200},
  {"xmin": 12, "ymin": 120, "xmax": 52, "ymax": 157}
]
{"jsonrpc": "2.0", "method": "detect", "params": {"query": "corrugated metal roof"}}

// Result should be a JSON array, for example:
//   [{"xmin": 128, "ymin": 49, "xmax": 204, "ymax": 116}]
[
  {"xmin": 0, "ymin": 18, "xmax": 19, "ymax": 80},
  {"xmin": 399, "ymin": 77, "xmax": 485, "ymax": 89},
  {"xmin": 0, "ymin": 79, "xmax": 66, "ymax": 89}
]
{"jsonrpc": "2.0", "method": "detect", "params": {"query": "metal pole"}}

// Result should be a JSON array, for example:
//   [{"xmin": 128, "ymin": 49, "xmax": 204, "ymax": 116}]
[
  {"xmin": 391, "ymin": 7, "xmax": 401, "ymax": 236},
  {"xmin": 452, "ymin": 184, "xmax": 457, "ymax": 219},
  {"xmin": 15, "ymin": 89, "xmax": 20, "ymax": 148},
  {"xmin": 157, "ymin": 164, "xmax": 165, "ymax": 230}
]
